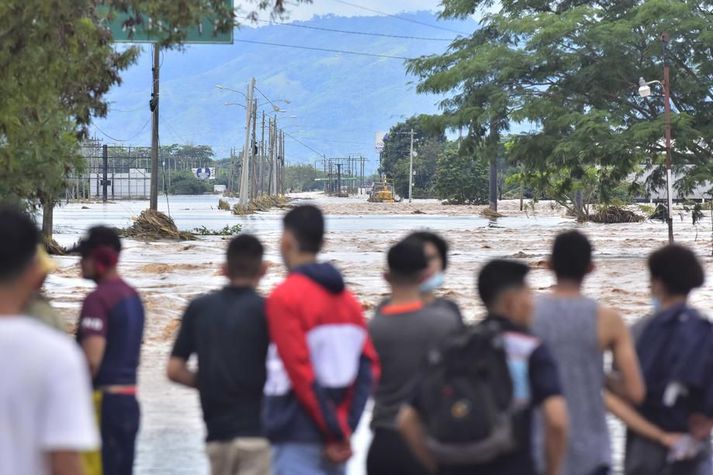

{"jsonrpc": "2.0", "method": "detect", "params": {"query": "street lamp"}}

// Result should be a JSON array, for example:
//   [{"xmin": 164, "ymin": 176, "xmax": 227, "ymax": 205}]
[{"xmin": 638, "ymin": 32, "xmax": 674, "ymax": 244}]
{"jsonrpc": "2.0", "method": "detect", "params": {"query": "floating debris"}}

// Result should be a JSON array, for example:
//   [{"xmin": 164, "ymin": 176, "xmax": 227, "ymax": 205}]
[
  {"xmin": 122, "ymin": 210, "xmax": 195, "ymax": 241},
  {"xmin": 232, "ymin": 195, "xmax": 291, "ymax": 216},
  {"xmin": 588, "ymin": 206, "xmax": 644, "ymax": 224}
]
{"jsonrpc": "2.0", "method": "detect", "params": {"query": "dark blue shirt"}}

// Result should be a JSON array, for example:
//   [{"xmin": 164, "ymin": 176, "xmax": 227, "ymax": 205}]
[
  {"xmin": 77, "ymin": 278, "xmax": 145, "ymax": 387},
  {"xmin": 634, "ymin": 303, "xmax": 713, "ymax": 432}
]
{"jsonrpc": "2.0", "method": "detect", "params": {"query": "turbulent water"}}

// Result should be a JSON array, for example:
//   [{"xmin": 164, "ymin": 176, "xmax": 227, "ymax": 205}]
[{"xmin": 47, "ymin": 194, "xmax": 713, "ymax": 474}]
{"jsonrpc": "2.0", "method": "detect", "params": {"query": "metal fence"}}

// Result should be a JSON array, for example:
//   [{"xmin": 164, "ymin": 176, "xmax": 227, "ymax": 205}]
[
  {"xmin": 66, "ymin": 141, "xmax": 152, "ymax": 200},
  {"xmin": 66, "ymin": 140, "xmax": 233, "ymax": 201}
]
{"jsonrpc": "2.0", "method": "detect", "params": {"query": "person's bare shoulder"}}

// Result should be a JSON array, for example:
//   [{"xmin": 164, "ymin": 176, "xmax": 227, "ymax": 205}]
[{"xmin": 597, "ymin": 304, "xmax": 626, "ymax": 348}]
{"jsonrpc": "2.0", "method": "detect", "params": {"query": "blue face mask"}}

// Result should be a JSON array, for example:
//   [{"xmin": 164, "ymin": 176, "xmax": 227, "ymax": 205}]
[{"xmin": 421, "ymin": 272, "xmax": 445, "ymax": 293}]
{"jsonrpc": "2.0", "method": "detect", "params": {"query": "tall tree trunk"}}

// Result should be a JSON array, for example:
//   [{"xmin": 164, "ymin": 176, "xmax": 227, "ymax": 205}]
[
  {"xmin": 489, "ymin": 155, "xmax": 498, "ymax": 212},
  {"xmin": 41, "ymin": 197, "xmax": 54, "ymax": 239},
  {"xmin": 574, "ymin": 190, "xmax": 585, "ymax": 221}
]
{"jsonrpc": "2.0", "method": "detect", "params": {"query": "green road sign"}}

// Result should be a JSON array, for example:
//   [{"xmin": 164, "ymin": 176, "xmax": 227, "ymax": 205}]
[{"xmin": 97, "ymin": 0, "xmax": 234, "ymax": 44}]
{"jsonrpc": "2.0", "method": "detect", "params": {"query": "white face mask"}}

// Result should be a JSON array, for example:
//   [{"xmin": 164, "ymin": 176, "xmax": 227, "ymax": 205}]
[{"xmin": 420, "ymin": 272, "xmax": 445, "ymax": 293}]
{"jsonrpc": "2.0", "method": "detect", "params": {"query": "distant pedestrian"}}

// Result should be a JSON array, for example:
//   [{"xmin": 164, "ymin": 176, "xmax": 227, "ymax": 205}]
[
  {"xmin": 167, "ymin": 234, "xmax": 271, "ymax": 475},
  {"xmin": 367, "ymin": 239, "xmax": 462, "ymax": 475},
  {"xmin": 399, "ymin": 259, "xmax": 568, "ymax": 475},
  {"xmin": 0, "ymin": 207, "xmax": 98, "ymax": 475},
  {"xmin": 24, "ymin": 245, "xmax": 65, "ymax": 331},
  {"xmin": 264, "ymin": 205, "xmax": 380, "ymax": 475},
  {"xmin": 405, "ymin": 231, "xmax": 464, "ymax": 321},
  {"xmin": 532, "ymin": 230, "xmax": 645, "ymax": 475},
  {"xmin": 624, "ymin": 245, "xmax": 712, "ymax": 474},
  {"xmin": 76, "ymin": 226, "xmax": 145, "ymax": 475}
]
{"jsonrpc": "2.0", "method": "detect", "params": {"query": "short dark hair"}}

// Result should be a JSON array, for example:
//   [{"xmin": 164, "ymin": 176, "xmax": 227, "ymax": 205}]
[
  {"xmin": 406, "ymin": 231, "xmax": 449, "ymax": 269},
  {"xmin": 387, "ymin": 239, "xmax": 428, "ymax": 284},
  {"xmin": 478, "ymin": 259, "xmax": 530, "ymax": 309},
  {"xmin": 283, "ymin": 205, "xmax": 324, "ymax": 254},
  {"xmin": 0, "ymin": 207, "xmax": 40, "ymax": 283},
  {"xmin": 77, "ymin": 226, "xmax": 122, "ymax": 258},
  {"xmin": 551, "ymin": 230, "xmax": 592, "ymax": 282},
  {"xmin": 227, "ymin": 234, "xmax": 264, "ymax": 279},
  {"xmin": 648, "ymin": 245, "xmax": 704, "ymax": 296}
]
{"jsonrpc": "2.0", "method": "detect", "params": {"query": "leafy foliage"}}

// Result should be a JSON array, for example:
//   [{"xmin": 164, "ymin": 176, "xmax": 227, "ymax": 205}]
[
  {"xmin": 0, "ymin": 0, "xmax": 307, "ymax": 233},
  {"xmin": 284, "ymin": 164, "xmax": 324, "ymax": 192},
  {"xmin": 433, "ymin": 142, "xmax": 489, "ymax": 204},
  {"xmin": 167, "ymin": 170, "xmax": 212, "ymax": 195},
  {"xmin": 379, "ymin": 115, "xmax": 446, "ymax": 198},
  {"xmin": 409, "ymin": 0, "xmax": 713, "ymax": 216},
  {"xmin": 193, "ymin": 224, "xmax": 242, "ymax": 236}
]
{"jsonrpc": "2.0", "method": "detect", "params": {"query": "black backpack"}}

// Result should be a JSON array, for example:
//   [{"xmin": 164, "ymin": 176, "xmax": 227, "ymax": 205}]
[{"xmin": 415, "ymin": 320, "xmax": 519, "ymax": 466}]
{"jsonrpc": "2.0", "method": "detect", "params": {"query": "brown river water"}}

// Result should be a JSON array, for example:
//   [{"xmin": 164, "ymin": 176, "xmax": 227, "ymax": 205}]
[{"xmin": 46, "ymin": 193, "xmax": 713, "ymax": 474}]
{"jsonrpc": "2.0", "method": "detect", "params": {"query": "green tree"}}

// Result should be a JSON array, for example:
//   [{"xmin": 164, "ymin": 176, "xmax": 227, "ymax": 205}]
[
  {"xmin": 284, "ymin": 164, "xmax": 323, "ymax": 192},
  {"xmin": 380, "ymin": 115, "xmax": 446, "ymax": 198},
  {"xmin": 168, "ymin": 170, "xmax": 212, "ymax": 195},
  {"xmin": 408, "ymin": 25, "xmax": 516, "ymax": 212},
  {"xmin": 409, "ymin": 1, "xmax": 713, "ymax": 219},
  {"xmin": 0, "ymin": 0, "xmax": 305, "ymax": 237},
  {"xmin": 434, "ymin": 142, "xmax": 489, "ymax": 204}
]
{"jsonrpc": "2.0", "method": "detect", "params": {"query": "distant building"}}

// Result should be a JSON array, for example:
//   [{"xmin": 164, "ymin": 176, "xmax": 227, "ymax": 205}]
[
  {"xmin": 633, "ymin": 165, "xmax": 711, "ymax": 202},
  {"xmin": 87, "ymin": 169, "xmax": 151, "ymax": 199}
]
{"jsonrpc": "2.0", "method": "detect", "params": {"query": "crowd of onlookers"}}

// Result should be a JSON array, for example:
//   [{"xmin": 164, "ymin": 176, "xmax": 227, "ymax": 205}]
[{"xmin": 0, "ymin": 203, "xmax": 711, "ymax": 475}]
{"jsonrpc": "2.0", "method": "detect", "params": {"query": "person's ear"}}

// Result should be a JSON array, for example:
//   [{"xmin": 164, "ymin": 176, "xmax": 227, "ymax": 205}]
[
  {"xmin": 383, "ymin": 271, "xmax": 392, "ymax": 284},
  {"xmin": 587, "ymin": 262, "xmax": 595, "ymax": 274},
  {"xmin": 258, "ymin": 262, "xmax": 268, "ymax": 279},
  {"xmin": 221, "ymin": 263, "xmax": 228, "ymax": 277}
]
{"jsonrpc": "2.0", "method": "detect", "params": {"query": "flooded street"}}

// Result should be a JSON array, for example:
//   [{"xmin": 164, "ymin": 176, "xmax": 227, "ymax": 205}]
[{"xmin": 47, "ymin": 194, "xmax": 713, "ymax": 474}]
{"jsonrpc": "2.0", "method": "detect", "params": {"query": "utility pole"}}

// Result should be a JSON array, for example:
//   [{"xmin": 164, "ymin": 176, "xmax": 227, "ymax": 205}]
[
  {"xmin": 280, "ymin": 130, "xmax": 286, "ymax": 195},
  {"xmin": 239, "ymin": 78, "xmax": 255, "ymax": 205},
  {"xmin": 149, "ymin": 43, "xmax": 160, "ymax": 211},
  {"xmin": 251, "ymin": 98, "xmax": 258, "ymax": 199},
  {"xmin": 102, "ymin": 144, "xmax": 109, "ymax": 203},
  {"xmin": 271, "ymin": 115, "xmax": 278, "ymax": 196},
  {"xmin": 408, "ymin": 128, "xmax": 414, "ymax": 203},
  {"xmin": 662, "ymin": 32, "xmax": 674, "ymax": 244},
  {"xmin": 260, "ymin": 111, "xmax": 265, "ymax": 196}
]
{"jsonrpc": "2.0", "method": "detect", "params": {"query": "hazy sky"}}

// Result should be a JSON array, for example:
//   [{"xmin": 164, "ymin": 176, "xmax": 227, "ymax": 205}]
[{"xmin": 266, "ymin": 0, "xmax": 443, "ymax": 22}]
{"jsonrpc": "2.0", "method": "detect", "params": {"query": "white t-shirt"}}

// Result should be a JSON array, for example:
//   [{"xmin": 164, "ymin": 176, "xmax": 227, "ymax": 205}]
[{"xmin": 0, "ymin": 317, "xmax": 99, "ymax": 475}]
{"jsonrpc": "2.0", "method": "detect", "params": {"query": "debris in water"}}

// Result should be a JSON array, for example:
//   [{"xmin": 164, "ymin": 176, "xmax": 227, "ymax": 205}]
[
  {"xmin": 122, "ymin": 210, "xmax": 195, "ymax": 241},
  {"xmin": 588, "ymin": 206, "xmax": 644, "ymax": 224}
]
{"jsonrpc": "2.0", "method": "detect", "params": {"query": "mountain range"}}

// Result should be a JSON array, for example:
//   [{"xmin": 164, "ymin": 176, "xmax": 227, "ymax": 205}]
[{"xmin": 92, "ymin": 11, "xmax": 476, "ymax": 172}]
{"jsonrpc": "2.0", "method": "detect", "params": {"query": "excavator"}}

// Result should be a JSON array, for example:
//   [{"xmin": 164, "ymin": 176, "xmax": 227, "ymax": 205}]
[{"xmin": 367, "ymin": 177, "xmax": 397, "ymax": 203}]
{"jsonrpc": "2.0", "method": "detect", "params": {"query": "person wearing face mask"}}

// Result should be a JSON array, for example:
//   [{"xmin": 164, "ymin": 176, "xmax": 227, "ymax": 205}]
[
  {"xmin": 622, "ymin": 245, "xmax": 713, "ymax": 475},
  {"xmin": 405, "ymin": 231, "xmax": 464, "ymax": 323},
  {"xmin": 366, "ymin": 239, "xmax": 463, "ymax": 475}
]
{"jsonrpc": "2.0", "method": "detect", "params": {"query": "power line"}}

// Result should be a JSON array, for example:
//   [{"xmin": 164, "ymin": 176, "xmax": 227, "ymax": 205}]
[
  {"xmin": 283, "ymin": 130, "xmax": 326, "ymax": 157},
  {"xmin": 327, "ymin": 0, "xmax": 467, "ymax": 35},
  {"xmin": 245, "ymin": 16, "xmax": 454, "ymax": 41},
  {"xmin": 253, "ymin": 85, "xmax": 285, "ymax": 112},
  {"xmin": 234, "ymin": 38, "xmax": 412, "ymax": 60},
  {"xmin": 93, "ymin": 118, "xmax": 151, "ymax": 143}
]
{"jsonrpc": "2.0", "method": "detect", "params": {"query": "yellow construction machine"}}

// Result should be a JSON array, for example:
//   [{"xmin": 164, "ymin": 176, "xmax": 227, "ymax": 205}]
[{"xmin": 368, "ymin": 178, "xmax": 397, "ymax": 203}]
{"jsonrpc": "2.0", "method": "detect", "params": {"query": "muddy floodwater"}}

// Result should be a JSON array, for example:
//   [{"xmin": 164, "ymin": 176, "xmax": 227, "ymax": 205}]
[{"xmin": 47, "ymin": 194, "xmax": 713, "ymax": 474}]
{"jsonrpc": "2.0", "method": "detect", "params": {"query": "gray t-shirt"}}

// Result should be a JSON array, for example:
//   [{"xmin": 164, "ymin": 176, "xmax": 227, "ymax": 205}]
[
  {"xmin": 532, "ymin": 295, "xmax": 610, "ymax": 475},
  {"xmin": 368, "ymin": 301, "xmax": 463, "ymax": 429}
]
